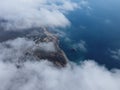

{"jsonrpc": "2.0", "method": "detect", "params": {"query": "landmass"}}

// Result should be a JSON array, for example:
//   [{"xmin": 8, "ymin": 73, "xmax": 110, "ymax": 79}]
[{"xmin": 25, "ymin": 27, "xmax": 68, "ymax": 67}]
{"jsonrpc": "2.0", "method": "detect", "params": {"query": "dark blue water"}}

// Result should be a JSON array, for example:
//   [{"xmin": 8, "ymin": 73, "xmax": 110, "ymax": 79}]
[{"xmin": 60, "ymin": 0, "xmax": 120, "ymax": 69}]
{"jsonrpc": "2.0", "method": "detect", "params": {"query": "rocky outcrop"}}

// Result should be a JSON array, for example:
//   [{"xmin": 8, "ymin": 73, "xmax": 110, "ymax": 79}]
[{"xmin": 25, "ymin": 27, "xmax": 68, "ymax": 67}]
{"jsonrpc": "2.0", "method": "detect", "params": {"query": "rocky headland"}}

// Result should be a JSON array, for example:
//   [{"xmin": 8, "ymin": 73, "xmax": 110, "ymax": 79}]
[{"xmin": 25, "ymin": 27, "xmax": 68, "ymax": 67}]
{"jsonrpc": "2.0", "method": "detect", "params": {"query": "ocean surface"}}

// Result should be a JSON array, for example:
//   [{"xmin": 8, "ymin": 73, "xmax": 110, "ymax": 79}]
[{"xmin": 60, "ymin": 0, "xmax": 120, "ymax": 69}]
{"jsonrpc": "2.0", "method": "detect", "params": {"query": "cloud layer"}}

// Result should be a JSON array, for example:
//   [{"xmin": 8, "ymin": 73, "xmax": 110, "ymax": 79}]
[
  {"xmin": 0, "ymin": 38, "xmax": 120, "ymax": 90},
  {"xmin": 0, "ymin": 0, "xmax": 80, "ymax": 30},
  {"xmin": 0, "ymin": 1, "xmax": 119, "ymax": 89}
]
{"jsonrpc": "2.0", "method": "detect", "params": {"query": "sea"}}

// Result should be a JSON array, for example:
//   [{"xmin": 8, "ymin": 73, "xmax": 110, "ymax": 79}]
[{"xmin": 60, "ymin": 0, "xmax": 120, "ymax": 69}]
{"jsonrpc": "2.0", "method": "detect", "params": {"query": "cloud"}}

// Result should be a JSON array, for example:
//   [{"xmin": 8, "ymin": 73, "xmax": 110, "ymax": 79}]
[
  {"xmin": 72, "ymin": 40, "xmax": 87, "ymax": 52},
  {"xmin": 79, "ymin": 0, "xmax": 90, "ymax": 8},
  {"xmin": 79, "ymin": 25, "xmax": 86, "ymax": 29},
  {"xmin": 0, "ymin": 38, "xmax": 58, "ymax": 63},
  {"xmin": 36, "ymin": 42, "xmax": 56, "ymax": 52},
  {"xmin": 0, "ymin": 38, "xmax": 35, "ymax": 63},
  {"xmin": 0, "ymin": 38, "xmax": 120, "ymax": 90},
  {"xmin": 0, "ymin": 0, "xmax": 81, "ymax": 30},
  {"xmin": 0, "ymin": 60, "xmax": 120, "ymax": 90},
  {"xmin": 110, "ymin": 49, "xmax": 120, "ymax": 60}
]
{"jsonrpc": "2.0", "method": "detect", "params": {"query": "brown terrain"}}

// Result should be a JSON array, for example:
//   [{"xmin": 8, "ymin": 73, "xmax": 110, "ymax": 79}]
[{"xmin": 25, "ymin": 27, "xmax": 68, "ymax": 67}]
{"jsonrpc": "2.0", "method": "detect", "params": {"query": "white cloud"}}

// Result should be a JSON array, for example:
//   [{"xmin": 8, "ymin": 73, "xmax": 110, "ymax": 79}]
[
  {"xmin": 79, "ymin": 0, "xmax": 91, "ymax": 10},
  {"xmin": 0, "ymin": 0, "xmax": 81, "ymax": 30},
  {"xmin": 72, "ymin": 40, "xmax": 87, "ymax": 52},
  {"xmin": 110, "ymin": 49, "xmax": 120, "ymax": 60},
  {"xmin": 0, "ymin": 38, "xmax": 120, "ymax": 90},
  {"xmin": 37, "ymin": 42, "xmax": 56, "ymax": 52},
  {"xmin": 0, "ymin": 38, "xmax": 35, "ymax": 63},
  {"xmin": 0, "ymin": 38, "xmax": 58, "ymax": 63},
  {"xmin": 0, "ymin": 60, "xmax": 120, "ymax": 90}
]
